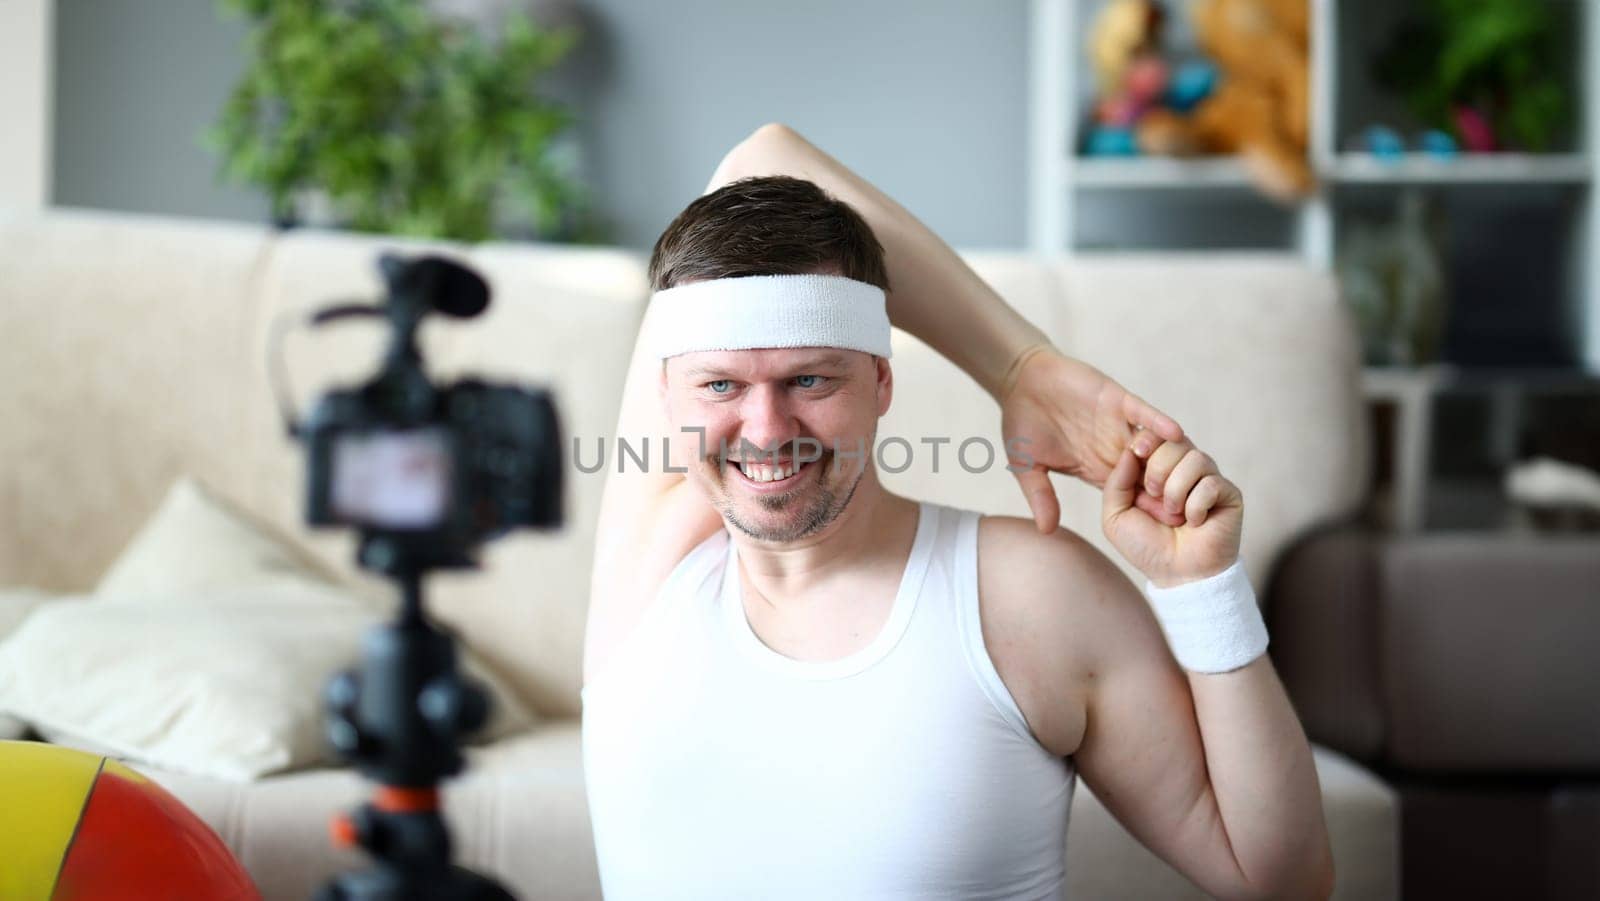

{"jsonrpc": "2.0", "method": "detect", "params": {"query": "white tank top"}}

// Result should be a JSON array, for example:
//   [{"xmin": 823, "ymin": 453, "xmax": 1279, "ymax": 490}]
[{"xmin": 581, "ymin": 501, "xmax": 1076, "ymax": 900}]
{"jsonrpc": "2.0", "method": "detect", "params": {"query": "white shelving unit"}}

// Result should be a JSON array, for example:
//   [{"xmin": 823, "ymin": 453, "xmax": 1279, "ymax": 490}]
[
  {"xmin": 1072, "ymin": 156, "xmax": 1257, "ymax": 188},
  {"xmin": 1027, "ymin": 0, "xmax": 1600, "ymax": 372},
  {"xmin": 1326, "ymin": 152, "xmax": 1593, "ymax": 184},
  {"xmin": 1028, "ymin": 0, "xmax": 1600, "ymax": 532}
]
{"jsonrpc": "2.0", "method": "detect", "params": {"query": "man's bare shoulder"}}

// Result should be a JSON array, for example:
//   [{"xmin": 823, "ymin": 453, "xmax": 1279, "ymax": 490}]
[
  {"xmin": 976, "ymin": 515, "xmax": 1135, "ymax": 618},
  {"xmin": 973, "ymin": 515, "xmax": 1170, "ymax": 755}
]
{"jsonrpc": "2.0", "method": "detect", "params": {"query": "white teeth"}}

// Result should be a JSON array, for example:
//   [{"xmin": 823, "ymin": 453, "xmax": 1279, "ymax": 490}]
[{"xmin": 735, "ymin": 460, "xmax": 799, "ymax": 483}]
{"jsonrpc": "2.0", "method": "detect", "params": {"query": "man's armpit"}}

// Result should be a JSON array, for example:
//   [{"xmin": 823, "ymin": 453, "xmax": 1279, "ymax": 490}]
[{"xmin": 975, "ymin": 516, "xmax": 1136, "ymax": 757}]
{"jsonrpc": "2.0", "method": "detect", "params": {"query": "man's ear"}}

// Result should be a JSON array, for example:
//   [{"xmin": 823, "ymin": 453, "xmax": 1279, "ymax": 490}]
[
  {"xmin": 875, "ymin": 356, "xmax": 893, "ymax": 417},
  {"xmin": 657, "ymin": 361, "xmax": 670, "ymax": 410}
]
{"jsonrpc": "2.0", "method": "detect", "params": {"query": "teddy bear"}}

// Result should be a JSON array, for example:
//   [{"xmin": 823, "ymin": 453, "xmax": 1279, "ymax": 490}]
[{"xmin": 1188, "ymin": 0, "xmax": 1314, "ymax": 201}]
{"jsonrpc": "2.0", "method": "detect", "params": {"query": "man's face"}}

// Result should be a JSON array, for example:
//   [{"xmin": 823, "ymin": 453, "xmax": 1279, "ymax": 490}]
[{"xmin": 662, "ymin": 347, "xmax": 892, "ymax": 542}]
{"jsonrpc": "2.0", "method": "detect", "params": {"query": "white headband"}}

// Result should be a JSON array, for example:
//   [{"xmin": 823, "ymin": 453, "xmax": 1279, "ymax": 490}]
[{"xmin": 647, "ymin": 273, "xmax": 892, "ymax": 359}]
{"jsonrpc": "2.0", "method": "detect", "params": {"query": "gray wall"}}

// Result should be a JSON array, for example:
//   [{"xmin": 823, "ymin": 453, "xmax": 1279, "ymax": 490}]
[
  {"xmin": 52, "ymin": 0, "xmax": 269, "ymax": 224},
  {"xmin": 52, "ymin": 0, "xmax": 1028, "ymax": 249}
]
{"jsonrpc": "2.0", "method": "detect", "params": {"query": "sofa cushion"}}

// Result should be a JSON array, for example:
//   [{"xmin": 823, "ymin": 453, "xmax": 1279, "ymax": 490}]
[
  {"xmin": 881, "ymin": 253, "xmax": 1371, "ymax": 597},
  {"xmin": 1267, "ymin": 524, "xmax": 1386, "ymax": 760},
  {"xmin": 0, "ymin": 210, "xmax": 274, "ymax": 593},
  {"xmin": 0, "ymin": 586, "xmax": 57, "ymax": 739},
  {"xmin": 94, "ymin": 475, "xmax": 358, "ymax": 603},
  {"xmin": 0, "ymin": 584, "xmax": 535, "ymax": 782},
  {"xmin": 0, "ymin": 586, "xmax": 56, "ymax": 637},
  {"xmin": 1380, "ymin": 534, "xmax": 1600, "ymax": 772},
  {"xmin": 1050, "ymin": 255, "xmax": 1370, "ymax": 591},
  {"xmin": 132, "ymin": 726, "xmax": 1394, "ymax": 901},
  {"xmin": 130, "ymin": 720, "xmax": 600, "ymax": 901},
  {"xmin": 1066, "ymin": 743, "xmax": 1398, "ymax": 900},
  {"xmin": 2, "ymin": 471, "xmax": 534, "ymax": 781}
]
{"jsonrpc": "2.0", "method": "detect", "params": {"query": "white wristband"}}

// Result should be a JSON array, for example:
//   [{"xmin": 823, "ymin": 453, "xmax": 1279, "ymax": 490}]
[{"xmin": 1143, "ymin": 558, "xmax": 1268, "ymax": 674}]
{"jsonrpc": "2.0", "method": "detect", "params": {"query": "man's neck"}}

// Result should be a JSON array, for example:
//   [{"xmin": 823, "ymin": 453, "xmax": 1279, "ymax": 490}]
[{"xmin": 729, "ymin": 473, "xmax": 920, "ymax": 613}]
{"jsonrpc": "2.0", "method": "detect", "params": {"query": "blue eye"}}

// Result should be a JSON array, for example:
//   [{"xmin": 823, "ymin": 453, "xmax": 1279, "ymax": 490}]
[
  {"xmin": 707, "ymin": 379, "xmax": 734, "ymax": 394},
  {"xmin": 793, "ymin": 375, "xmax": 824, "ymax": 389}
]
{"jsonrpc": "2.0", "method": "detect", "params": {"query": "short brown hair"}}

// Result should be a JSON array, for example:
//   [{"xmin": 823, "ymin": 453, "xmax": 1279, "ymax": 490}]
[{"xmin": 647, "ymin": 175, "xmax": 890, "ymax": 292}]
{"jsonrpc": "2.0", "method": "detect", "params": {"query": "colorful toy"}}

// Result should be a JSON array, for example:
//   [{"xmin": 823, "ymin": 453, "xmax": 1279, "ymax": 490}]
[
  {"xmin": 1083, "ymin": 0, "xmax": 1313, "ymax": 202},
  {"xmin": 1123, "ymin": 54, "xmax": 1170, "ymax": 107},
  {"xmin": 1088, "ymin": 0, "xmax": 1165, "ymax": 95},
  {"xmin": 1165, "ymin": 61, "xmax": 1218, "ymax": 112},
  {"xmin": 1419, "ymin": 128, "xmax": 1459, "ymax": 157},
  {"xmin": 1096, "ymin": 93, "xmax": 1146, "ymax": 129},
  {"xmin": 1453, "ymin": 105, "xmax": 1497, "ymax": 153},
  {"xmin": 1086, "ymin": 126, "xmax": 1140, "ymax": 157},
  {"xmin": 1361, "ymin": 125, "xmax": 1406, "ymax": 161},
  {"xmin": 1346, "ymin": 123, "xmax": 1462, "ymax": 160},
  {"xmin": 1085, "ymin": 0, "xmax": 1195, "ymax": 159},
  {"xmin": 1085, "ymin": 0, "xmax": 1170, "ymax": 157},
  {"xmin": 0, "ymin": 741, "xmax": 260, "ymax": 900}
]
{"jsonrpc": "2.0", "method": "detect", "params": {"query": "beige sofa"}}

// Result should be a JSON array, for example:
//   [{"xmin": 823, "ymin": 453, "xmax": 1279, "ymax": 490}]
[{"xmin": 0, "ymin": 209, "xmax": 1397, "ymax": 899}]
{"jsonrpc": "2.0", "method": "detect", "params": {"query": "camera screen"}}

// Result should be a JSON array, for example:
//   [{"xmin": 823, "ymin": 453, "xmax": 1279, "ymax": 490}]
[{"xmin": 330, "ymin": 427, "xmax": 453, "ymax": 529}]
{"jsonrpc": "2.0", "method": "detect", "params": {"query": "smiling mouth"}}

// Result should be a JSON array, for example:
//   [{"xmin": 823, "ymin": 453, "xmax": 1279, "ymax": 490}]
[{"xmin": 727, "ymin": 457, "xmax": 815, "ymax": 485}]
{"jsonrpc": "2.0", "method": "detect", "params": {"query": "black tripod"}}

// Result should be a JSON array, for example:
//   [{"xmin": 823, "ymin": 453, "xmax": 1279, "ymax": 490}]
[
  {"xmin": 277, "ymin": 252, "xmax": 561, "ymax": 900},
  {"xmin": 313, "ymin": 543, "xmax": 516, "ymax": 901}
]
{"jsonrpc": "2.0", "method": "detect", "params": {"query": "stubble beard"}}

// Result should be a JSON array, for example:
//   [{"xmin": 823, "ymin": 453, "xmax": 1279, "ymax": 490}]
[{"xmin": 713, "ymin": 450, "xmax": 865, "ymax": 543}]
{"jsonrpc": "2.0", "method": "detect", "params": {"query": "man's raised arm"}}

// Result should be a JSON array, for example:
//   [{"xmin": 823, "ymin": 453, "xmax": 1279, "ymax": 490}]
[
  {"xmin": 705, "ymin": 123, "xmax": 1186, "ymax": 530},
  {"xmin": 706, "ymin": 124, "xmax": 1047, "ymax": 402}
]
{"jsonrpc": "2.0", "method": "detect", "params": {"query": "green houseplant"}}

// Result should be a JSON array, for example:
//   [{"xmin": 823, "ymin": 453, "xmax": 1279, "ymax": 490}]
[
  {"xmin": 206, "ymin": 0, "xmax": 595, "ymax": 242},
  {"xmin": 1375, "ymin": 0, "xmax": 1572, "ymax": 152}
]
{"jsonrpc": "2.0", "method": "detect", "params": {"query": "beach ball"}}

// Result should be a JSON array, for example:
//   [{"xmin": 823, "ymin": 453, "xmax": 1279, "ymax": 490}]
[{"xmin": 0, "ymin": 740, "xmax": 260, "ymax": 900}]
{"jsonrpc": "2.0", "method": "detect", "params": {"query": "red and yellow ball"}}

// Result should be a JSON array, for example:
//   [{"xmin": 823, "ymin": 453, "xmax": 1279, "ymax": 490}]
[{"xmin": 0, "ymin": 740, "xmax": 259, "ymax": 900}]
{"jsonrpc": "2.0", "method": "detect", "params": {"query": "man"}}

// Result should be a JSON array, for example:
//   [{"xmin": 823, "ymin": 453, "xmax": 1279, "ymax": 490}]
[{"xmin": 581, "ymin": 123, "xmax": 1333, "ymax": 900}]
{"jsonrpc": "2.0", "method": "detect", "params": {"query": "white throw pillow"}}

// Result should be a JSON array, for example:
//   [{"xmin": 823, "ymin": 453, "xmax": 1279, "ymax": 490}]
[
  {"xmin": 0, "ymin": 584, "xmax": 536, "ymax": 781},
  {"xmin": 0, "ymin": 586, "xmax": 59, "ymax": 740},
  {"xmin": 95, "ymin": 475, "xmax": 351, "ymax": 602},
  {"xmin": 0, "ymin": 586, "xmax": 56, "ymax": 638},
  {"xmin": 0, "ymin": 475, "xmax": 535, "ymax": 780}
]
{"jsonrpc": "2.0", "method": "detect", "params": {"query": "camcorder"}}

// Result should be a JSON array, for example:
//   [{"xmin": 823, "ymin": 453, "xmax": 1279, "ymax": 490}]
[
  {"xmin": 297, "ymin": 253, "xmax": 562, "ymax": 574},
  {"xmin": 273, "ymin": 252, "xmax": 561, "ymax": 900}
]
